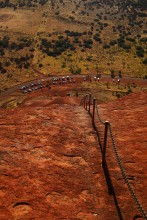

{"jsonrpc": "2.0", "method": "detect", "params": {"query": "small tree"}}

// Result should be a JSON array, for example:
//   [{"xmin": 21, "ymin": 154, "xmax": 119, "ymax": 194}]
[
  {"xmin": 39, "ymin": 63, "xmax": 43, "ymax": 68},
  {"xmin": 142, "ymin": 58, "xmax": 147, "ymax": 65}
]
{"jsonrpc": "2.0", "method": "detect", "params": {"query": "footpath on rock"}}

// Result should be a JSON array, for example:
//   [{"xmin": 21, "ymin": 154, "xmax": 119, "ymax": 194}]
[{"xmin": 0, "ymin": 87, "xmax": 146, "ymax": 220}]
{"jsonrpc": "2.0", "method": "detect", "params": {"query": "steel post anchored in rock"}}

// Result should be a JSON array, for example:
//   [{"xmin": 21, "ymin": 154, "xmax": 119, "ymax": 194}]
[
  {"xmin": 92, "ymin": 98, "xmax": 96, "ymax": 127},
  {"xmin": 86, "ymin": 95, "xmax": 88, "ymax": 111},
  {"xmin": 89, "ymin": 93, "xmax": 91, "ymax": 114},
  {"xmin": 102, "ymin": 121, "xmax": 110, "ymax": 168}
]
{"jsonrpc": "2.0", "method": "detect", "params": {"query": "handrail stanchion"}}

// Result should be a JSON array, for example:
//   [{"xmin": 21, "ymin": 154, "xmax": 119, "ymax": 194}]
[
  {"xmin": 86, "ymin": 95, "xmax": 88, "ymax": 110},
  {"xmin": 80, "ymin": 95, "xmax": 147, "ymax": 218},
  {"xmin": 84, "ymin": 97, "xmax": 85, "ymax": 109},
  {"xmin": 92, "ymin": 98, "xmax": 96, "ymax": 126},
  {"xmin": 89, "ymin": 93, "xmax": 91, "ymax": 114},
  {"xmin": 102, "ymin": 121, "xmax": 109, "ymax": 168}
]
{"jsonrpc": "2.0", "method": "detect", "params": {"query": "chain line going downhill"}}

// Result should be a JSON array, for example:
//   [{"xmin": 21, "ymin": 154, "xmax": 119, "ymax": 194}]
[{"xmin": 80, "ymin": 94, "xmax": 147, "ymax": 220}]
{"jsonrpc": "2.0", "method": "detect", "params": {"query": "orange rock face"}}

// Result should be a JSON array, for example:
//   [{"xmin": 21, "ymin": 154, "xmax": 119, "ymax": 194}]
[
  {"xmin": 0, "ymin": 87, "xmax": 146, "ymax": 220},
  {"xmin": 97, "ymin": 91, "xmax": 147, "ymax": 220}
]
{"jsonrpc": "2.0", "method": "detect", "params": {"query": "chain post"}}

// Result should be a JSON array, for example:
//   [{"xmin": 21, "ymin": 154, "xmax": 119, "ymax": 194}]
[
  {"xmin": 86, "ymin": 95, "xmax": 88, "ymax": 110},
  {"xmin": 81, "ymin": 93, "xmax": 147, "ymax": 218},
  {"xmin": 84, "ymin": 96, "xmax": 85, "ymax": 108},
  {"xmin": 89, "ymin": 93, "xmax": 91, "ymax": 114},
  {"xmin": 92, "ymin": 98, "xmax": 96, "ymax": 126},
  {"xmin": 102, "ymin": 121, "xmax": 109, "ymax": 168},
  {"xmin": 108, "ymin": 124, "xmax": 147, "ymax": 218}
]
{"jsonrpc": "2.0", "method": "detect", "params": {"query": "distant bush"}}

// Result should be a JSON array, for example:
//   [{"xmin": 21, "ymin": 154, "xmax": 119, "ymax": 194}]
[
  {"xmin": 70, "ymin": 67, "xmax": 81, "ymax": 74},
  {"xmin": 140, "ymin": 37, "xmax": 147, "ymax": 43},
  {"xmin": 83, "ymin": 39, "xmax": 93, "ymax": 48},
  {"xmin": 103, "ymin": 44, "xmax": 110, "ymax": 49},
  {"xmin": 5, "ymin": 61, "xmax": 10, "ymax": 67},
  {"xmin": 87, "ymin": 56, "xmax": 93, "ymax": 61},
  {"xmin": 87, "ymin": 31, "xmax": 93, "ymax": 35},
  {"xmin": 136, "ymin": 46, "xmax": 144, "ymax": 57},
  {"xmin": 69, "ymin": 16, "xmax": 75, "ymax": 20},
  {"xmin": 39, "ymin": 63, "xmax": 43, "ymax": 67},
  {"xmin": 41, "ymin": 37, "xmax": 75, "ymax": 57},
  {"xmin": 142, "ymin": 58, "xmax": 147, "ymax": 65},
  {"xmin": 127, "ymin": 88, "xmax": 132, "ymax": 94},
  {"xmin": 109, "ymin": 40, "xmax": 117, "ymax": 46},
  {"xmin": 126, "ymin": 37, "xmax": 136, "ymax": 42},
  {"xmin": 117, "ymin": 37, "xmax": 125, "ymax": 46},
  {"xmin": 0, "ymin": 36, "xmax": 9, "ymax": 48},
  {"xmin": 65, "ymin": 31, "xmax": 82, "ymax": 37},
  {"xmin": 136, "ymin": 51, "xmax": 144, "ymax": 57},
  {"xmin": 122, "ymin": 44, "xmax": 131, "ymax": 50},
  {"xmin": 0, "ymin": 49, "xmax": 5, "ymax": 56},
  {"xmin": 116, "ymin": 92, "xmax": 121, "ymax": 98},
  {"xmin": 55, "ymin": 11, "xmax": 60, "ymax": 15},
  {"xmin": 136, "ymin": 46, "xmax": 144, "ymax": 51},
  {"xmin": 0, "ymin": 65, "xmax": 7, "ymax": 74},
  {"xmin": 93, "ymin": 34, "xmax": 102, "ymax": 43}
]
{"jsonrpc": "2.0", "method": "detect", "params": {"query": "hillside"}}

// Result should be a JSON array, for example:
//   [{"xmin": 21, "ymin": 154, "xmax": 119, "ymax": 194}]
[
  {"xmin": 0, "ymin": 0, "xmax": 147, "ymax": 91},
  {"xmin": 0, "ymin": 85, "xmax": 146, "ymax": 219},
  {"xmin": 0, "ymin": 0, "xmax": 147, "ymax": 219}
]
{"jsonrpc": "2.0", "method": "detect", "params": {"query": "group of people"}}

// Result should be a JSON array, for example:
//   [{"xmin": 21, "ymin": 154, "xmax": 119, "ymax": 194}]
[
  {"xmin": 93, "ymin": 76, "xmax": 121, "ymax": 84},
  {"xmin": 51, "ymin": 76, "xmax": 76, "ymax": 85},
  {"xmin": 113, "ymin": 78, "xmax": 121, "ymax": 84}
]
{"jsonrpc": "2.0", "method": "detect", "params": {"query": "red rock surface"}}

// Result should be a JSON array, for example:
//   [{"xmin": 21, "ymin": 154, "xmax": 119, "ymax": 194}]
[
  {"xmin": 97, "ymin": 91, "xmax": 147, "ymax": 219},
  {"xmin": 0, "ymin": 88, "xmax": 146, "ymax": 220}
]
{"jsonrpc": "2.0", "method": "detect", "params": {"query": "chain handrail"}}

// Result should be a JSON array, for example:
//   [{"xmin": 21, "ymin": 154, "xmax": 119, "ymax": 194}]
[
  {"xmin": 108, "ymin": 123, "xmax": 147, "ymax": 219},
  {"xmin": 80, "ymin": 94, "xmax": 147, "ymax": 219}
]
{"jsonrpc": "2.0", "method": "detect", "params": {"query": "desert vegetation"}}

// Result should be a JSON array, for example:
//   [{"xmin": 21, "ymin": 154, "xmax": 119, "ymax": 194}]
[{"xmin": 0, "ymin": 0, "xmax": 147, "ymax": 90}]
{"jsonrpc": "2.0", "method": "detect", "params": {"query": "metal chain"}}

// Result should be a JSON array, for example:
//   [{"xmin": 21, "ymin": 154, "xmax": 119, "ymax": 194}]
[
  {"xmin": 80, "ymin": 95, "xmax": 147, "ymax": 219},
  {"xmin": 80, "ymin": 95, "xmax": 87, "ymax": 106},
  {"xmin": 81, "ymin": 95, "xmax": 105, "ymax": 125},
  {"xmin": 108, "ymin": 123, "xmax": 147, "ymax": 219}
]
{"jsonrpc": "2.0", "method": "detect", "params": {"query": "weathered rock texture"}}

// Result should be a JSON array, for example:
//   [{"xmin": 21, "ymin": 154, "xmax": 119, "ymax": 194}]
[
  {"xmin": 98, "ymin": 91, "xmax": 147, "ymax": 220},
  {"xmin": 0, "ymin": 89, "xmax": 146, "ymax": 220}
]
